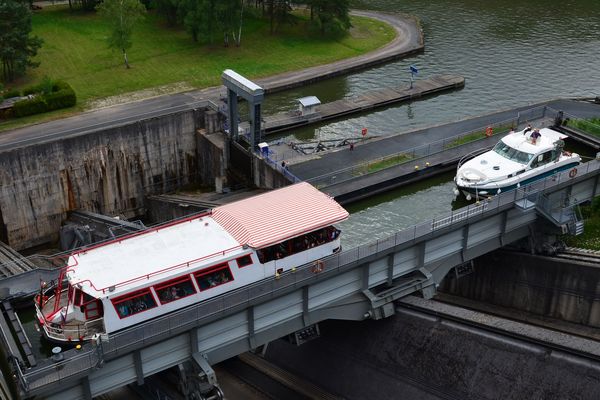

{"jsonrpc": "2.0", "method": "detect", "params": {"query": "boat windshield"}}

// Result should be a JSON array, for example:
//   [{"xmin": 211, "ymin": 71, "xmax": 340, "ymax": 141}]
[{"xmin": 493, "ymin": 141, "xmax": 533, "ymax": 164}]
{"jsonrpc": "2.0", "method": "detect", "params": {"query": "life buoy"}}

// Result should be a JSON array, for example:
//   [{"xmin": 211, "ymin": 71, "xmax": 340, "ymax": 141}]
[
  {"xmin": 311, "ymin": 260, "xmax": 324, "ymax": 274},
  {"xmin": 569, "ymin": 168, "xmax": 577, "ymax": 178},
  {"xmin": 485, "ymin": 126, "xmax": 493, "ymax": 137}
]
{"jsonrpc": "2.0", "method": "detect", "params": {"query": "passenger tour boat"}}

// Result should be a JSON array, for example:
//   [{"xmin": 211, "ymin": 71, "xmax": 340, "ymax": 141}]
[
  {"xmin": 454, "ymin": 126, "xmax": 581, "ymax": 200},
  {"xmin": 35, "ymin": 183, "xmax": 349, "ymax": 343}
]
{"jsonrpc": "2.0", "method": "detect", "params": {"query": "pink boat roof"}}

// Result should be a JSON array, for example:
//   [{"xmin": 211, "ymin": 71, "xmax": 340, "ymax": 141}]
[{"xmin": 212, "ymin": 182, "xmax": 349, "ymax": 248}]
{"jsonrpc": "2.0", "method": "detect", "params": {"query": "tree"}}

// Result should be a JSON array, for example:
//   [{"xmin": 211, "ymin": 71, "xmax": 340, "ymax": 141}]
[
  {"xmin": 264, "ymin": 0, "xmax": 288, "ymax": 34},
  {"xmin": 153, "ymin": 0, "xmax": 182, "ymax": 26},
  {"xmin": 97, "ymin": 0, "xmax": 146, "ymax": 69},
  {"xmin": 0, "ymin": 0, "xmax": 43, "ymax": 82},
  {"xmin": 309, "ymin": 0, "xmax": 351, "ymax": 35},
  {"xmin": 216, "ymin": 0, "xmax": 243, "ymax": 46}
]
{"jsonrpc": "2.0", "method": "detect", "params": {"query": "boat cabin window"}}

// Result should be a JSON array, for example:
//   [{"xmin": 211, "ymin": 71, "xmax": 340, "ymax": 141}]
[
  {"xmin": 112, "ymin": 288, "xmax": 157, "ymax": 318},
  {"xmin": 195, "ymin": 263, "xmax": 233, "ymax": 291},
  {"xmin": 493, "ymin": 141, "xmax": 533, "ymax": 164},
  {"xmin": 154, "ymin": 276, "xmax": 197, "ymax": 304},
  {"xmin": 236, "ymin": 255, "xmax": 253, "ymax": 268},
  {"xmin": 256, "ymin": 226, "xmax": 341, "ymax": 263},
  {"xmin": 529, "ymin": 151, "xmax": 553, "ymax": 168}
]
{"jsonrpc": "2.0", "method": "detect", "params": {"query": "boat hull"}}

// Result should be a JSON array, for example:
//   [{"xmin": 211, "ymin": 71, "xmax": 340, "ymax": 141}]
[{"xmin": 455, "ymin": 162, "xmax": 579, "ymax": 199}]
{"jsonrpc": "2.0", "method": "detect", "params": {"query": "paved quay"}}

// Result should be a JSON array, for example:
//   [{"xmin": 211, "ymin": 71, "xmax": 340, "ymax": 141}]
[
  {"xmin": 0, "ymin": 11, "xmax": 423, "ymax": 152},
  {"xmin": 284, "ymin": 99, "xmax": 600, "ymax": 203}
]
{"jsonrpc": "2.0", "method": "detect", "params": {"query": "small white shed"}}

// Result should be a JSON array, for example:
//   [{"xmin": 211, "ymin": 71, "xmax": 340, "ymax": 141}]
[{"xmin": 297, "ymin": 96, "xmax": 321, "ymax": 116}]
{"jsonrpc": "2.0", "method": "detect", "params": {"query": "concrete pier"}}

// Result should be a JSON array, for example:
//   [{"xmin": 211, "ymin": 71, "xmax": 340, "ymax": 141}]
[{"xmin": 252, "ymin": 75, "xmax": 465, "ymax": 134}]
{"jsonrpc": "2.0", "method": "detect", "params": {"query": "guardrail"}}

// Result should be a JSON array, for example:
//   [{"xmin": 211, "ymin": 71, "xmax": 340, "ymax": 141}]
[
  {"xmin": 18, "ymin": 158, "xmax": 600, "ymax": 394},
  {"xmin": 303, "ymin": 115, "xmax": 520, "ymax": 189}
]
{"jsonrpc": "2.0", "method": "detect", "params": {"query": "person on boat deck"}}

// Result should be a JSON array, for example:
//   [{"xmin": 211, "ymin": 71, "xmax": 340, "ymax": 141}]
[
  {"xmin": 530, "ymin": 128, "xmax": 541, "ymax": 144},
  {"xmin": 523, "ymin": 124, "xmax": 532, "ymax": 134},
  {"xmin": 554, "ymin": 139, "xmax": 565, "ymax": 160}
]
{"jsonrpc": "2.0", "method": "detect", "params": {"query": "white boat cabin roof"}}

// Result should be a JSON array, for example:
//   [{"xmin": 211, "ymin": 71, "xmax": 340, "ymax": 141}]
[
  {"xmin": 502, "ymin": 127, "xmax": 567, "ymax": 154},
  {"xmin": 67, "ymin": 214, "xmax": 243, "ymax": 298},
  {"xmin": 66, "ymin": 182, "xmax": 348, "ymax": 298}
]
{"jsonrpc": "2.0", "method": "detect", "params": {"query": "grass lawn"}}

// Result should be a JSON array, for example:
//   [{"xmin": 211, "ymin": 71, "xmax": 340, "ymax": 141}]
[
  {"xmin": 566, "ymin": 117, "xmax": 600, "ymax": 137},
  {"xmin": 10, "ymin": 6, "xmax": 395, "ymax": 109},
  {"xmin": 444, "ymin": 124, "xmax": 513, "ymax": 149},
  {"xmin": 364, "ymin": 153, "xmax": 414, "ymax": 174}
]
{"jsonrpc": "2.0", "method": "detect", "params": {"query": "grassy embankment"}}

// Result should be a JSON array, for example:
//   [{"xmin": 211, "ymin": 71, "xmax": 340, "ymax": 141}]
[{"xmin": 0, "ymin": 7, "xmax": 395, "ymax": 130}]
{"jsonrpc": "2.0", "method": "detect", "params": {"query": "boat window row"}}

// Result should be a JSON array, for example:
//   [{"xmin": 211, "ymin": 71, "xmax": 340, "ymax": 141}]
[
  {"xmin": 529, "ymin": 150, "xmax": 556, "ymax": 168},
  {"xmin": 256, "ymin": 226, "xmax": 340, "ymax": 263},
  {"xmin": 493, "ymin": 142, "xmax": 533, "ymax": 164},
  {"xmin": 111, "ymin": 262, "xmax": 236, "ymax": 319}
]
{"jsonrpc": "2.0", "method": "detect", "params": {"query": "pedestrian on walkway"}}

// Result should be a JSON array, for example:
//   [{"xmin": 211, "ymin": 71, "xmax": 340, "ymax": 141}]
[{"xmin": 349, "ymin": 142, "xmax": 354, "ymax": 151}]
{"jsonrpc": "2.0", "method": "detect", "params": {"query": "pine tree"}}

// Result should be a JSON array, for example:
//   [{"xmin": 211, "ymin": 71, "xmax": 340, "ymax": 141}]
[{"xmin": 0, "ymin": 0, "xmax": 43, "ymax": 82}]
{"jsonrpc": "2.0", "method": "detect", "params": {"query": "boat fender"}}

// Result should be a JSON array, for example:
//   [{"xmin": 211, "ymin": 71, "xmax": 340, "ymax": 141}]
[
  {"xmin": 569, "ymin": 168, "xmax": 577, "ymax": 178},
  {"xmin": 312, "ymin": 260, "xmax": 324, "ymax": 274}
]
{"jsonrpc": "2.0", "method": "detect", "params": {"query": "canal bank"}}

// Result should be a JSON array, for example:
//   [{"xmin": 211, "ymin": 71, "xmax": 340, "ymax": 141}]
[{"xmin": 0, "ymin": 11, "xmax": 423, "ymax": 147}]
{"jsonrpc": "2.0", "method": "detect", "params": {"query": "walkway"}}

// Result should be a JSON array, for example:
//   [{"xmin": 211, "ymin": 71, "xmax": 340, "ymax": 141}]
[{"xmin": 0, "ymin": 11, "xmax": 423, "ymax": 152}]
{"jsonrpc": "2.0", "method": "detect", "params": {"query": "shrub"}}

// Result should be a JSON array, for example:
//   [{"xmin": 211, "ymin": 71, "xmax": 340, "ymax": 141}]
[
  {"xmin": 45, "ymin": 80, "xmax": 77, "ymax": 109},
  {"xmin": 11, "ymin": 80, "xmax": 76, "ymax": 118},
  {"xmin": 12, "ymin": 96, "xmax": 48, "ymax": 117},
  {"xmin": 3, "ymin": 89, "xmax": 22, "ymax": 99}
]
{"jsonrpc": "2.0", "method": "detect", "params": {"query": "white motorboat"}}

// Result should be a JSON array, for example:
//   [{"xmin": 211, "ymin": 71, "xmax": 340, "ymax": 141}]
[{"xmin": 454, "ymin": 127, "xmax": 581, "ymax": 200}]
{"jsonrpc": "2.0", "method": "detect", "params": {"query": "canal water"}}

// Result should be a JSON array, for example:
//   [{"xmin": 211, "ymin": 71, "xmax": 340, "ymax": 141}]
[
  {"xmin": 264, "ymin": 0, "xmax": 600, "ymax": 242},
  {"xmin": 264, "ymin": 0, "xmax": 600, "ymax": 140}
]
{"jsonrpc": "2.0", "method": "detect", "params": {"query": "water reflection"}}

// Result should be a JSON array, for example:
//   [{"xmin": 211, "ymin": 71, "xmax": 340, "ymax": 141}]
[
  {"xmin": 264, "ymin": 0, "xmax": 600, "ymax": 142},
  {"xmin": 340, "ymin": 171, "xmax": 463, "ymax": 249}
]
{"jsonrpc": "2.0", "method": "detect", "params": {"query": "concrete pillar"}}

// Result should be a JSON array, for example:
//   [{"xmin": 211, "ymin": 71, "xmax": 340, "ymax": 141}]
[
  {"xmin": 227, "ymin": 90, "xmax": 238, "ymax": 140},
  {"xmin": 204, "ymin": 110, "xmax": 219, "ymax": 134}
]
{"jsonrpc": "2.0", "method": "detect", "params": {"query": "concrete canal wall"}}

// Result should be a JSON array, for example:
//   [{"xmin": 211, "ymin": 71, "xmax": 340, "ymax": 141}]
[
  {"xmin": 440, "ymin": 250, "xmax": 600, "ymax": 328},
  {"xmin": 0, "ymin": 106, "xmax": 290, "ymax": 251},
  {"xmin": 0, "ymin": 108, "xmax": 213, "ymax": 250},
  {"xmin": 265, "ymin": 311, "xmax": 600, "ymax": 400}
]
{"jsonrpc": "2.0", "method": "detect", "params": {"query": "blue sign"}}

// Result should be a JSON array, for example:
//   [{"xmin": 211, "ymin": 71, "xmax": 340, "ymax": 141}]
[{"xmin": 410, "ymin": 65, "xmax": 419, "ymax": 74}]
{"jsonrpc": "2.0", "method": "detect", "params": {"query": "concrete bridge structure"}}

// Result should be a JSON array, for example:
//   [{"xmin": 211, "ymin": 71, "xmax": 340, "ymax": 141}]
[{"xmin": 5, "ymin": 158, "xmax": 599, "ymax": 400}]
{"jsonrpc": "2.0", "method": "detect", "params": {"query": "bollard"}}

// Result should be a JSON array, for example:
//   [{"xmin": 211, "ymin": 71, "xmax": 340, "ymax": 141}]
[{"xmin": 52, "ymin": 346, "xmax": 63, "ymax": 362}]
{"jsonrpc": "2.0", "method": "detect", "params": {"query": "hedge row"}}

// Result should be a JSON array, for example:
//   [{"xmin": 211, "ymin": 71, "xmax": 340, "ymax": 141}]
[{"xmin": 12, "ymin": 81, "xmax": 77, "ymax": 118}]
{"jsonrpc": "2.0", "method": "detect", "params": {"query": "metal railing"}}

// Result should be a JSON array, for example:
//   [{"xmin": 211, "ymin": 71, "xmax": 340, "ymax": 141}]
[
  {"xmin": 263, "ymin": 151, "xmax": 302, "ymax": 183},
  {"xmin": 303, "ymin": 115, "xmax": 523, "ymax": 189},
  {"xmin": 18, "ymin": 158, "xmax": 600, "ymax": 393}
]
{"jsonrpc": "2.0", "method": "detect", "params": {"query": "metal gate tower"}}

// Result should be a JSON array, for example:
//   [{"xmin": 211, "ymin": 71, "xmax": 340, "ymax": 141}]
[{"xmin": 221, "ymin": 69, "xmax": 264, "ymax": 150}]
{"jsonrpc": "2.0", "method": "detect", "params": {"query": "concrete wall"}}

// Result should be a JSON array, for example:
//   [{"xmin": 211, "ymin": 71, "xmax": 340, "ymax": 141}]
[
  {"xmin": 197, "ymin": 130, "xmax": 227, "ymax": 190},
  {"xmin": 0, "ymin": 109, "xmax": 204, "ymax": 250},
  {"xmin": 440, "ymin": 250, "xmax": 600, "ymax": 328},
  {"xmin": 252, "ymin": 154, "xmax": 291, "ymax": 189},
  {"xmin": 265, "ymin": 316, "xmax": 600, "ymax": 400}
]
